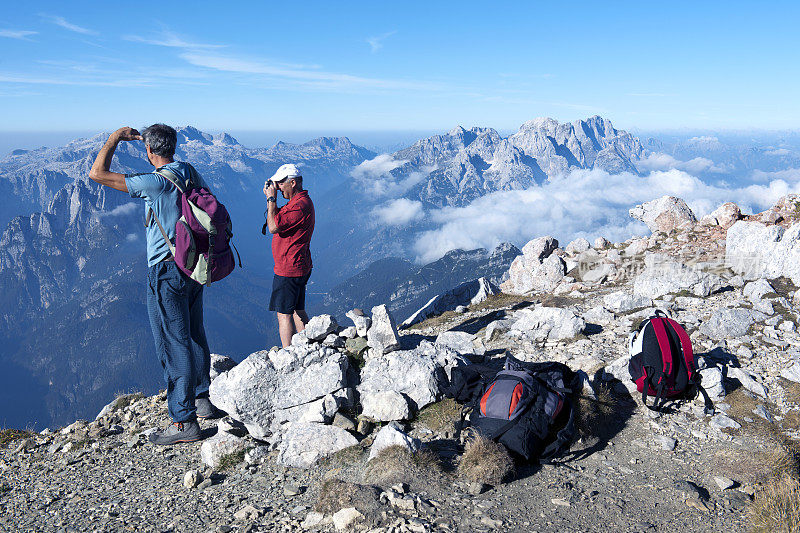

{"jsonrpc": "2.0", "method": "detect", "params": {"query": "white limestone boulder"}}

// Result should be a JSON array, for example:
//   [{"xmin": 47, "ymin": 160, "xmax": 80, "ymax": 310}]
[
  {"xmin": 304, "ymin": 314, "xmax": 339, "ymax": 342},
  {"xmin": 508, "ymin": 306, "xmax": 585, "ymax": 342},
  {"xmin": 603, "ymin": 291, "xmax": 653, "ymax": 313},
  {"xmin": 434, "ymin": 330, "xmax": 484, "ymax": 355},
  {"xmin": 699, "ymin": 308, "xmax": 766, "ymax": 340},
  {"xmin": 500, "ymin": 236, "xmax": 566, "ymax": 295},
  {"xmin": 200, "ymin": 432, "xmax": 249, "ymax": 469},
  {"xmin": 629, "ymin": 195, "xmax": 697, "ymax": 233},
  {"xmin": 726, "ymin": 220, "xmax": 800, "ymax": 284},
  {"xmin": 368, "ymin": 423, "xmax": 420, "ymax": 462},
  {"xmin": 633, "ymin": 254, "xmax": 726, "ymax": 298},
  {"xmin": 346, "ymin": 309, "xmax": 372, "ymax": 337},
  {"xmin": 367, "ymin": 304, "xmax": 401, "ymax": 355},
  {"xmin": 275, "ymin": 423, "xmax": 358, "ymax": 468},
  {"xmin": 358, "ymin": 341, "xmax": 466, "ymax": 417},
  {"xmin": 209, "ymin": 345, "xmax": 351, "ymax": 441}
]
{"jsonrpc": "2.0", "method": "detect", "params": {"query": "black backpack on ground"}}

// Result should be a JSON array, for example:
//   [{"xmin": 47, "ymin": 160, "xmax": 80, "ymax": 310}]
[
  {"xmin": 446, "ymin": 355, "xmax": 578, "ymax": 462},
  {"xmin": 627, "ymin": 310, "xmax": 715, "ymax": 414}
]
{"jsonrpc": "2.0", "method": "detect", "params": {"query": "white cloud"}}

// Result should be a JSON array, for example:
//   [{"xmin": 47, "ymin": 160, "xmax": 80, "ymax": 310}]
[
  {"xmin": 0, "ymin": 73, "xmax": 150, "ymax": 87},
  {"xmin": 125, "ymin": 32, "xmax": 224, "ymax": 50},
  {"xmin": 42, "ymin": 15, "xmax": 96, "ymax": 35},
  {"xmin": 412, "ymin": 167, "xmax": 800, "ymax": 263},
  {"xmin": 688, "ymin": 136, "xmax": 719, "ymax": 143},
  {"xmin": 351, "ymin": 154, "xmax": 432, "ymax": 198},
  {"xmin": 638, "ymin": 152, "xmax": 728, "ymax": 174},
  {"xmin": 372, "ymin": 198, "xmax": 424, "ymax": 226},
  {"xmin": 750, "ymin": 168, "xmax": 800, "ymax": 183},
  {"xmin": 178, "ymin": 52, "xmax": 440, "ymax": 91},
  {"xmin": 100, "ymin": 202, "xmax": 138, "ymax": 217},
  {"xmin": 765, "ymin": 148, "xmax": 791, "ymax": 156},
  {"xmin": 0, "ymin": 29, "xmax": 37, "ymax": 40},
  {"xmin": 366, "ymin": 31, "xmax": 396, "ymax": 53}
]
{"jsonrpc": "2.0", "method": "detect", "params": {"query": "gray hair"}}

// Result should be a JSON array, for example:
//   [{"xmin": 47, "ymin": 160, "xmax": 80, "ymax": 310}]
[{"xmin": 142, "ymin": 124, "xmax": 177, "ymax": 158}]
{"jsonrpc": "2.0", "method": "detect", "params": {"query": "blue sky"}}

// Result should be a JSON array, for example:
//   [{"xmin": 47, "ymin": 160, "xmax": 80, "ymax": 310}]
[{"xmin": 1, "ymin": 1, "xmax": 799, "ymax": 132}]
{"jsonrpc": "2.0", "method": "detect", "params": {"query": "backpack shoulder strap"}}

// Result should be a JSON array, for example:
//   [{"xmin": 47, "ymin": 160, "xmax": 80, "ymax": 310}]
[
  {"xmin": 154, "ymin": 166, "xmax": 189, "ymax": 193},
  {"xmin": 665, "ymin": 317, "xmax": 695, "ymax": 373},
  {"xmin": 146, "ymin": 168, "xmax": 183, "ymax": 257},
  {"xmin": 149, "ymin": 209, "xmax": 176, "ymax": 258},
  {"xmin": 650, "ymin": 318, "xmax": 674, "ymax": 381}
]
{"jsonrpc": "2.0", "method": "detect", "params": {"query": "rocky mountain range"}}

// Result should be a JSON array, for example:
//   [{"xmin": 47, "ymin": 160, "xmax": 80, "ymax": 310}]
[
  {"xmin": 0, "ymin": 116, "xmax": 650, "ymax": 429},
  {"xmin": 0, "ymin": 129, "xmax": 374, "ymax": 429},
  {"xmin": 321, "ymin": 243, "xmax": 520, "ymax": 323},
  {"xmin": 387, "ymin": 115, "xmax": 644, "ymax": 208}
]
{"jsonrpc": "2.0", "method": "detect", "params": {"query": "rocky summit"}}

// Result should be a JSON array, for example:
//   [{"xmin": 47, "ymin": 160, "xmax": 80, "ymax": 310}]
[{"xmin": 3, "ymin": 193, "xmax": 800, "ymax": 532}]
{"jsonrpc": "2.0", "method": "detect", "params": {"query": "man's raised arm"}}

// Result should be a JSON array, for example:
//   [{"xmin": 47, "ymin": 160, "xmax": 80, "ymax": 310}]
[{"xmin": 88, "ymin": 127, "xmax": 142, "ymax": 192}]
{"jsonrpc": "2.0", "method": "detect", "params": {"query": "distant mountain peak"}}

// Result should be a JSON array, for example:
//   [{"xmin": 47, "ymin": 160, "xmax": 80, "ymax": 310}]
[
  {"xmin": 214, "ymin": 132, "xmax": 240, "ymax": 146},
  {"xmin": 176, "ymin": 126, "xmax": 213, "ymax": 145},
  {"xmin": 392, "ymin": 115, "xmax": 644, "ymax": 208}
]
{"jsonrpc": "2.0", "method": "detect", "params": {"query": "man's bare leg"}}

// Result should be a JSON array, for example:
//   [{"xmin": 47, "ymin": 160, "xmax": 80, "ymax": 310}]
[
  {"xmin": 293, "ymin": 310, "xmax": 309, "ymax": 333},
  {"xmin": 277, "ymin": 312, "xmax": 296, "ymax": 347}
]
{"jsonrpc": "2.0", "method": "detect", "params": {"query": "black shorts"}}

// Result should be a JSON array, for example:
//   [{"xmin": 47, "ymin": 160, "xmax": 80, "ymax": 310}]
[{"xmin": 269, "ymin": 272, "xmax": 311, "ymax": 314}]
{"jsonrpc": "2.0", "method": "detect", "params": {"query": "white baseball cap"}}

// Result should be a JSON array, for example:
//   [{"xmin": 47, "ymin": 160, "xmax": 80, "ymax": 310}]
[{"xmin": 269, "ymin": 163, "xmax": 302, "ymax": 183}]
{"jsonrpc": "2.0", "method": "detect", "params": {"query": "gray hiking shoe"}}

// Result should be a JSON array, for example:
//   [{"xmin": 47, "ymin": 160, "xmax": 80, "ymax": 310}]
[
  {"xmin": 148, "ymin": 420, "xmax": 202, "ymax": 445},
  {"xmin": 196, "ymin": 396, "xmax": 224, "ymax": 419}
]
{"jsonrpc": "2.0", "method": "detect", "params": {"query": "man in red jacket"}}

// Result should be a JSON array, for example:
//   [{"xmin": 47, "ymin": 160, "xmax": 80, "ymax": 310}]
[{"xmin": 263, "ymin": 164, "xmax": 315, "ymax": 347}]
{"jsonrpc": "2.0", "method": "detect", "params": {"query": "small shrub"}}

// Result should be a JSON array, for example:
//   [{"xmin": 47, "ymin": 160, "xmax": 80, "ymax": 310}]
[
  {"xmin": 416, "ymin": 398, "xmax": 463, "ymax": 433},
  {"xmin": 363, "ymin": 444, "xmax": 442, "ymax": 485},
  {"xmin": 0, "ymin": 429, "xmax": 34, "ymax": 447},
  {"xmin": 574, "ymin": 384, "xmax": 617, "ymax": 439},
  {"xmin": 113, "ymin": 392, "xmax": 144, "ymax": 411},
  {"xmin": 217, "ymin": 449, "xmax": 246, "ymax": 471},
  {"xmin": 328, "ymin": 444, "xmax": 367, "ymax": 465},
  {"xmin": 315, "ymin": 479, "xmax": 380, "ymax": 514},
  {"xmin": 749, "ymin": 473, "xmax": 800, "ymax": 533},
  {"xmin": 457, "ymin": 434, "xmax": 514, "ymax": 486}
]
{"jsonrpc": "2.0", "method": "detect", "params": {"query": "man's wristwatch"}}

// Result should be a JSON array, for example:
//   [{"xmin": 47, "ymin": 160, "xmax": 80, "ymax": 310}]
[{"xmin": 266, "ymin": 196, "xmax": 277, "ymax": 203}]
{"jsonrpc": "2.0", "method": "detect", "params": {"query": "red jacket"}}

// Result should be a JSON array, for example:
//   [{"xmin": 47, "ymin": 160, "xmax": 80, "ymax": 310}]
[{"xmin": 272, "ymin": 190, "xmax": 315, "ymax": 277}]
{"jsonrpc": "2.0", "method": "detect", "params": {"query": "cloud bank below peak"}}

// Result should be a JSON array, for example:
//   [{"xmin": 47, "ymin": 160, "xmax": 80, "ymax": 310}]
[{"xmin": 411, "ymin": 167, "xmax": 800, "ymax": 263}]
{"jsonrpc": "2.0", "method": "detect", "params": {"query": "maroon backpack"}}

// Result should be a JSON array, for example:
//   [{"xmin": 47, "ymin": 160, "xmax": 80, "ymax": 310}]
[
  {"xmin": 148, "ymin": 164, "xmax": 241, "ymax": 285},
  {"xmin": 628, "ymin": 310, "xmax": 714, "ymax": 414}
]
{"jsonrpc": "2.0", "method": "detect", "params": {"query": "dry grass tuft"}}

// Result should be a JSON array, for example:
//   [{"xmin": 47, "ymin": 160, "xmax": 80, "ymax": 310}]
[
  {"xmin": 113, "ymin": 392, "xmax": 144, "ymax": 411},
  {"xmin": 362, "ymin": 445, "xmax": 443, "ymax": 486},
  {"xmin": 768, "ymin": 436, "xmax": 800, "ymax": 481},
  {"xmin": 748, "ymin": 434, "xmax": 800, "ymax": 532},
  {"xmin": 314, "ymin": 479, "xmax": 381, "ymax": 514},
  {"xmin": 457, "ymin": 434, "xmax": 514, "ymax": 486},
  {"xmin": 574, "ymin": 384, "xmax": 618, "ymax": 439},
  {"xmin": 0, "ymin": 428, "xmax": 34, "ymax": 447},
  {"xmin": 415, "ymin": 398, "xmax": 463, "ymax": 433},
  {"xmin": 749, "ymin": 473, "xmax": 800, "ymax": 533}
]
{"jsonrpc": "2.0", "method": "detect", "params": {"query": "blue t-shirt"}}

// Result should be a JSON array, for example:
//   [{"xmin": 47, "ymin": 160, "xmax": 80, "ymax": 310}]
[{"xmin": 125, "ymin": 161, "xmax": 208, "ymax": 267}]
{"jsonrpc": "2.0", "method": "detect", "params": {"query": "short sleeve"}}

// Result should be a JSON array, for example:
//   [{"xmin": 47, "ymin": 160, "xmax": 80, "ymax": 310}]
[
  {"xmin": 274, "ymin": 205, "xmax": 306, "ymax": 233},
  {"xmin": 125, "ymin": 172, "xmax": 166, "ymax": 201}
]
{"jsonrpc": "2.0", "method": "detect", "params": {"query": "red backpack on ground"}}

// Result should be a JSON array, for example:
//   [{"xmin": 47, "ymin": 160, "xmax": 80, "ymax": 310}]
[{"xmin": 628, "ymin": 310, "xmax": 714, "ymax": 414}]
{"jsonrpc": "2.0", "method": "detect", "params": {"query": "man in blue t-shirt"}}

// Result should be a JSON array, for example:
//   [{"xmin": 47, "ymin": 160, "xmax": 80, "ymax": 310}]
[{"xmin": 89, "ymin": 124, "xmax": 220, "ymax": 446}]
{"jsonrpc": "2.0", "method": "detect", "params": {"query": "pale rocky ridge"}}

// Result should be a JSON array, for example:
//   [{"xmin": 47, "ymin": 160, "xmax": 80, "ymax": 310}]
[
  {"xmin": 389, "ymin": 116, "xmax": 644, "ymax": 208},
  {"xmin": 4, "ymin": 193, "xmax": 800, "ymax": 531}
]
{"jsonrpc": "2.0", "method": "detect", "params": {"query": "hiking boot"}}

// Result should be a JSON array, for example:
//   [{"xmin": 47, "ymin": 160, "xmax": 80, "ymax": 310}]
[
  {"xmin": 196, "ymin": 396, "xmax": 224, "ymax": 420},
  {"xmin": 148, "ymin": 419, "xmax": 202, "ymax": 445}
]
